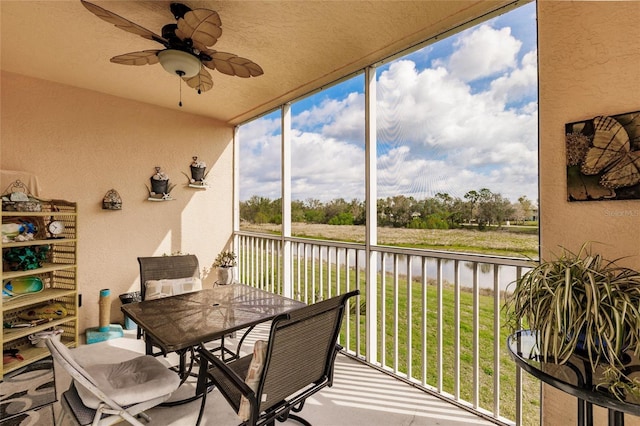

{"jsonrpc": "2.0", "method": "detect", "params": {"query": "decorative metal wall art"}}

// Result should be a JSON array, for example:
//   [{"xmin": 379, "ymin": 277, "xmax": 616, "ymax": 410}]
[
  {"xmin": 184, "ymin": 156, "xmax": 209, "ymax": 189},
  {"xmin": 147, "ymin": 167, "xmax": 175, "ymax": 201},
  {"xmin": 566, "ymin": 110, "xmax": 640, "ymax": 201}
]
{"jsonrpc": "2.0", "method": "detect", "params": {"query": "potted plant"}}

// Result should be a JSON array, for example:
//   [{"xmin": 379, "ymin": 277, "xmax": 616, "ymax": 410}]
[
  {"xmin": 504, "ymin": 242, "xmax": 640, "ymax": 399},
  {"xmin": 213, "ymin": 250, "xmax": 237, "ymax": 285},
  {"xmin": 147, "ymin": 167, "xmax": 175, "ymax": 200}
]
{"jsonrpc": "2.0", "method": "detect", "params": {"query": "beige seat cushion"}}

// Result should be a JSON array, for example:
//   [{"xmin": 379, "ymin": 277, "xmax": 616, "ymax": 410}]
[
  {"xmin": 144, "ymin": 277, "xmax": 202, "ymax": 300},
  {"xmin": 76, "ymin": 355, "xmax": 180, "ymax": 409},
  {"xmin": 238, "ymin": 340, "xmax": 268, "ymax": 421}
]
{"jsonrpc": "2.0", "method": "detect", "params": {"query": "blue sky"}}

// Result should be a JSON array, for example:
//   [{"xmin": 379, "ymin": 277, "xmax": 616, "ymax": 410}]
[{"xmin": 239, "ymin": 2, "xmax": 538, "ymax": 204}]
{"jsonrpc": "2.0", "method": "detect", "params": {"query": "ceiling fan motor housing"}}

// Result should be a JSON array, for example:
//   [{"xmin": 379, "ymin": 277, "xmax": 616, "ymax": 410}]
[{"xmin": 170, "ymin": 3, "xmax": 192, "ymax": 20}]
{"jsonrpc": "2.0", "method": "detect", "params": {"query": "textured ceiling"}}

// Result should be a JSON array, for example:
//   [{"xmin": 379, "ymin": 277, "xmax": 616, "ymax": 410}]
[{"xmin": 1, "ymin": 1, "xmax": 521, "ymax": 125}]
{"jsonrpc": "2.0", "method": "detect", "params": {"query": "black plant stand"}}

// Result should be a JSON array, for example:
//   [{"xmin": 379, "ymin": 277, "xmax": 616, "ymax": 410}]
[{"xmin": 508, "ymin": 330, "xmax": 640, "ymax": 426}]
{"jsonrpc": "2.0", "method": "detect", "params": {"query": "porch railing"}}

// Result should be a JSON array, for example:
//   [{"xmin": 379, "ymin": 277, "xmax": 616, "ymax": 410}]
[{"xmin": 236, "ymin": 230, "xmax": 541, "ymax": 426}]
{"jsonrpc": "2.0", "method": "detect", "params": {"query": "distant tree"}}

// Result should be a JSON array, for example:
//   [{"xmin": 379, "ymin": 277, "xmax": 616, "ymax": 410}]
[
  {"xmin": 377, "ymin": 198, "xmax": 392, "ymax": 227},
  {"xmin": 305, "ymin": 198, "xmax": 323, "ymax": 209},
  {"xmin": 328, "ymin": 212, "xmax": 354, "ymax": 225},
  {"xmin": 425, "ymin": 214, "xmax": 449, "ymax": 229},
  {"xmin": 450, "ymin": 198, "xmax": 473, "ymax": 226},
  {"xmin": 240, "ymin": 195, "xmax": 274, "ymax": 223},
  {"xmin": 476, "ymin": 191, "xmax": 514, "ymax": 229},
  {"xmin": 304, "ymin": 198, "xmax": 326, "ymax": 223},
  {"xmin": 324, "ymin": 198, "xmax": 351, "ymax": 223},
  {"xmin": 270, "ymin": 214, "xmax": 282, "ymax": 225},
  {"xmin": 435, "ymin": 192, "xmax": 453, "ymax": 205},
  {"xmin": 492, "ymin": 194, "xmax": 515, "ymax": 227},
  {"xmin": 408, "ymin": 217, "xmax": 427, "ymax": 229},
  {"xmin": 272, "ymin": 198, "xmax": 282, "ymax": 220},
  {"xmin": 517, "ymin": 195, "xmax": 534, "ymax": 223},
  {"xmin": 291, "ymin": 200, "xmax": 306, "ymax": 223},
  {"xmin": 254, "ymin": 211, "xmax": 269, "ymax": 224},
  {"xmin": 464, "ymin": 190, "xmax": 480, "ymax": 223},
  {"xmin": 242, "ymin": 189, "xmax": 527, "ymax": 230},
  {"xmin": 349, "ymin": 199, "xmax": 366, "ymax": 225},
  {"xmin": 304, "ymin": 210, "xmax": 325, "ymax": 223},
  {"xmin": 386, "ymin": 195, "xmax": 415, "ymax": 227},
  {"xmin": 430, "ymin": 193, "xmax": 455, "ymax": 227},
  {"xmin": 464, "ymin": 190, "xmax": 481, "ymax": 205}
]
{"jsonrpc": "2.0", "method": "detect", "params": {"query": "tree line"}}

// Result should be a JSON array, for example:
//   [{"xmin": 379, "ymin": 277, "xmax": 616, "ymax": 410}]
[{"xmin": 240, "ymin": 189, "xmax": 537, "ymax": 230}]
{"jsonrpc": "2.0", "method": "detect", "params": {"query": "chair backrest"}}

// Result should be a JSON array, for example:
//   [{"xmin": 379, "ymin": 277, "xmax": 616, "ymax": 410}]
[
  {"xmin": 138, "ymin": 255, "xmax": 200, "ymax": 300},
  {"xmin": 44, "ymin": 337, "xmax": 124, "ymax": 411},
  {"xmin": 257, "ymin": 290, "xmax": 359, "ymax": 412}
]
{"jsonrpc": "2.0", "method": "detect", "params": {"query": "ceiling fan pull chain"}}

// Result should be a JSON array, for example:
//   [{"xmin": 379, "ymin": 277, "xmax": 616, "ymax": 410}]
[
  {"xmin": 178, "ymin": 72, "xmax": 184, "ymax": 107},
  {"xmin": 198, "ymin": 73, "xmax": 202, "ymax": 95}
]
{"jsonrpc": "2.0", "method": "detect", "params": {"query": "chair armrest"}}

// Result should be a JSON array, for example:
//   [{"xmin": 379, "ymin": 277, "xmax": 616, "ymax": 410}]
[{"xmin": 196, "ymin": 345, "xmax": 254, "ymax": 398}]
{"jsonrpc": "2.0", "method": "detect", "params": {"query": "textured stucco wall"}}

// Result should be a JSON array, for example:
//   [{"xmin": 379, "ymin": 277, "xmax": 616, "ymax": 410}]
[
  {"xmin": 538, "ymin": 1, "xmax": 640, "ymax": 424},
  {"xmin": 1, "ymin": 71, "xmax": 234, "ymax": 332}
]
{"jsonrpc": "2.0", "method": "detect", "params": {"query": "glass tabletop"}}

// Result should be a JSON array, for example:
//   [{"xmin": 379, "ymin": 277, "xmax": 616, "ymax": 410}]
[
  {"xmin": 122, "ymin": 284, "xmax": 305, "ymax": 353},
  {"xmin": 507, "ymin": 330, "xmax": 640, "ymax": 417}
]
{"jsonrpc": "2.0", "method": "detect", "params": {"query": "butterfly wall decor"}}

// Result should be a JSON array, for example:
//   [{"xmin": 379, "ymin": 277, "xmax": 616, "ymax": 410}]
[{"xmin": 566, "ymin": 110, "xmax": 640, "ymax": 201}]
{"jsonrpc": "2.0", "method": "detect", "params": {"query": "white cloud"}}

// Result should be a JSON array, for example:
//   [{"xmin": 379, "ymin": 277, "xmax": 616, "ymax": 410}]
[
  {"xmin": 488, "ymin": 49, "xmax": 538, "ymax": 105},
  {"xmin": 240, "ymin": 15, "xmax": 538, "ymax": 204},
  {"xmin": 239, "ymin": 122, "xmax": 366, "ymax": 202},
  {"xmin": 443, "ymin": 24, "xmax": 522, "ymax": 82},
  {"xmin": 238, "ymin": 116, "xmax": 282, "ymax": 200},
  {"xmin": 240, "ymin": 115, "xmax": 280, "ymax": 145},
  {"xmin": 291, "ymin": 131, "xmax": 365, "ymax": 201},
  {"xmin": 294, "ymin": 92, "xmax": 365, "ymax": 144}
]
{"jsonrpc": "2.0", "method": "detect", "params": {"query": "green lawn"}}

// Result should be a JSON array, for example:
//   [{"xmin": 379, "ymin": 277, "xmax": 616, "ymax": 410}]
[
  {"xmin": 285, "ymin": 263, "xmax": 540, "ymax": 425},
  {"xmin": 239, "ymin": 234, "xmax": 541, "ymax": 425}
]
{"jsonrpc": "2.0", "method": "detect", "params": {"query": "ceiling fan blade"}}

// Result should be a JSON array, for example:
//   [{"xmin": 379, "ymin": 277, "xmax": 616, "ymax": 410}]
[
  {"xmin": 183, "ymin": 67, "xmax": 214, "ymax": 93},
  {"xmin": 110, "ymin": 50, "xmax": 160, "ymax": 66},
  {"xmin": 175, "ymin": 9, "xmax": 222, "ymax": 51},
  {"xmin": 202, "ymin": 50, "xmax": 264, "ymax": 78},
  {"xmin": 81, "ymin": 0, "xmax": 167, "ymax": 46}
]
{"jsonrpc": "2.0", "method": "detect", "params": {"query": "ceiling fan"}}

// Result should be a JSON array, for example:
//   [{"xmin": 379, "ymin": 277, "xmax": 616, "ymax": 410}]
[{"xmin": 81, "ymin": 0, "xmax": 263, "ymax": 105}]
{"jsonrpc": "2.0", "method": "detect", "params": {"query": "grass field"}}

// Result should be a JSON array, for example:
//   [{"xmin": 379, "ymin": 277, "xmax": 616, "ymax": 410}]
[
  {"xmin": 241, "ymin": 223, "xmax": 539, "ymax": 258},
  {"xmin": 240, "ymin": 223, "xmax": 541, "ymax": 424},
  {"xmin": 315, "ymin": 271, "xmax": 541, "ymax": 425},
  {"xmin": 380, "ymin": 279, "xmax": 541, "ymax": 424}
]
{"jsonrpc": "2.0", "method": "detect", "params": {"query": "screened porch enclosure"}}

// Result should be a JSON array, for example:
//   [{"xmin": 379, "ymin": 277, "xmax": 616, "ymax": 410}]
[
  {"xmin": 233, "ymin": 2, "xmax": 540, "ymax": 425},
  {"xmin": 235, "ymin": 232, "xmax": 541, "ymax": 426}
]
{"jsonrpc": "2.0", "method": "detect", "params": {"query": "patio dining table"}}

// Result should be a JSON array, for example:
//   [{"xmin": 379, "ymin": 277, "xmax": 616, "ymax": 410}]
[
  {"xmin": 122, "ymin": 283, "xmax": 305, "ymax": 354},
  {"xmin": 121, "ymin": 284, "xmax": 305, "ymax": 402}
]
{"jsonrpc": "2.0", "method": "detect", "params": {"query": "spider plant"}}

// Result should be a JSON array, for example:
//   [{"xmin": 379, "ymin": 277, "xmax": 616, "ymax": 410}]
[{"xmin": 505, "ymin": 242, "xmax": 640, "ymax": 398}]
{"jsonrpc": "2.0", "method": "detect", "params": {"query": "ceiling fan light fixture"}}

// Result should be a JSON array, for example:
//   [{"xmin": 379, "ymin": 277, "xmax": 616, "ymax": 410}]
[{"xmin": 158, "ymin": 49, "xmax": 200, "ymax": 78}]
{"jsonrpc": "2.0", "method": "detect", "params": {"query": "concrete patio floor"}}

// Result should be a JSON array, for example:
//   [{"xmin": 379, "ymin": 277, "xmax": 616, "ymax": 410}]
[{"xmin": 54, "ymin": 327, "xmax": 497, "ymax": 426}]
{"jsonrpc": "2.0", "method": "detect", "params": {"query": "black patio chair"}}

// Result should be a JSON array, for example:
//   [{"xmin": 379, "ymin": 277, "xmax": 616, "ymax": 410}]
[
  {"xmin": 137, "ymin": 255, "xmax": 202, "ymax": 382},
  {"xmin": 195, "ymin": 289, "xmax": 359, "ymax": 426},
  {"xmin": 138, "ymin": 254, "xmax": 201, "ymax": 303}
]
